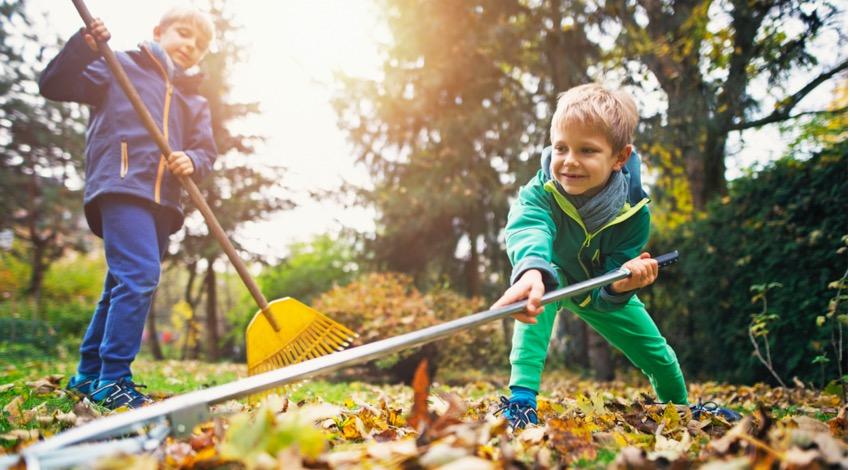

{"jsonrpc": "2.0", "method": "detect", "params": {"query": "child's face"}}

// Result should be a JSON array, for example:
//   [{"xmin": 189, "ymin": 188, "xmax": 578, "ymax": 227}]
[
  {"xmin": 153, "ymin": 20, "xmax": 210, "ymax": 70},
  {"xmin": 549, "ymin": 121, "xmax": 630, "ymax": 197}
]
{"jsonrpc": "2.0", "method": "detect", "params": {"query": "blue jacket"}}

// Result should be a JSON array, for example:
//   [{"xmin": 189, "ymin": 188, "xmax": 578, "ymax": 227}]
[{"xmin": 39, "ymin": 31, "xmax": 217, "ymax": 236}]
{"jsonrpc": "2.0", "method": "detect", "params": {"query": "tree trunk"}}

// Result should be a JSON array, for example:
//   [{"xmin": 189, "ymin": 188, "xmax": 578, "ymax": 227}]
[
  {"xmin": 501, "ymin": 317, "xmax": 514, "ymax": 357},
  {"xmin": 205, "ymin": 261, "xmax": 219, "ymax": 361},
  {"xmin": 465, "ymin": 233, "xmax": 481, "ymax": 297},
  {"xmin": 28, "ymin": 239, "xmax": 45, "ymax": 319},
  {"xmin": 146, "ymin": 290, "xmax": 164, "ymax": 360},
  {"xmin": 587, "ymin": 328, "xmax": 614, "ymax": 381},
  {"xmin": 556, "ymin": 309, "xmax": 589, "ymax": 369}
]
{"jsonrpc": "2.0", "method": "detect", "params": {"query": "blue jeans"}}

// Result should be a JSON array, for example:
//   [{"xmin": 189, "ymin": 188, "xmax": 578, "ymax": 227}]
[{"xmin": 77, "ymin": 196, "xmax": 175, "ymax": 381}]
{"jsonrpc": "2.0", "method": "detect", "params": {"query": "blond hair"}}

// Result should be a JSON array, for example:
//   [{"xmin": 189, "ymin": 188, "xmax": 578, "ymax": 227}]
[
  {"xmin": 550, "ymin": 84, "xmax": 638, "ymax": 152},
  {"xmin": 159, "ymin": 6, "xmax": 215, "ymax": 51}
]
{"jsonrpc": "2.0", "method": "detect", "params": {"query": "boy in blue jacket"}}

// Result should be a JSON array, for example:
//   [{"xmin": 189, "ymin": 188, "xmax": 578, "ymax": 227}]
[{"xmin": 39, "ymin": 7, "xmax": 217, "ymax": 409}]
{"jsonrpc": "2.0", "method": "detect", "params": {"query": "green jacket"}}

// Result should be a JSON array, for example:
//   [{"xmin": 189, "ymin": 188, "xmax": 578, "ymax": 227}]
[{"xmin": 505, "ymin": 155, "xmax": 650, "ymax": 312}]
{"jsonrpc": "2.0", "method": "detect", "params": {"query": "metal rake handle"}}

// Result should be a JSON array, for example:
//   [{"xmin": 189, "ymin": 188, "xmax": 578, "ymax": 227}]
[{"xmin": 20, "ymin": 251, "xmax": 679, "ymax": 458}]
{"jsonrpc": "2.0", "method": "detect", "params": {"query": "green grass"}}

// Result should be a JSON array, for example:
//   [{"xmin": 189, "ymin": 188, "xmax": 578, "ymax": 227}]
[
  {"xmin": 0, "ymin": 358, "xmax": 390, "ymax": 450},
  {"xmin": 573, "ymin": 448, "xmax": 619, "ymax": 469},
  {"xmin": 289, "ymin": 380, "xmax": 383, "ymax": 406},
  {"xmin": 770, "ymin": 404, "xmax": 837, "ymax": 422}
]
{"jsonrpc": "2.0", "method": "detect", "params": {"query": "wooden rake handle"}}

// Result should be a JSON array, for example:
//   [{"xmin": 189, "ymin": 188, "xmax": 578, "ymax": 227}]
[{"xmin": 71, "ymin": 0, "xmax": 280, "ymax": 331}]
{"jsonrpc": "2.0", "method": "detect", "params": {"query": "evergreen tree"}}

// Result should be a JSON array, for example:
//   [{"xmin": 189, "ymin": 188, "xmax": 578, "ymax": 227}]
[
  {"xmin": 0, "ymin": 0, "xmax": 88, "ymax": 314},
  {"xmin": 169, "ymin": 1, "xmax": 293, "ymax": 361}
]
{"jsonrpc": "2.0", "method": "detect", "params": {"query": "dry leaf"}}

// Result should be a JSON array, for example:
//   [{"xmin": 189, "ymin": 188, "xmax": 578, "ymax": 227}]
[{"xmin": 408, "ymin": 357, "xmax": 432, "ymax": 433}]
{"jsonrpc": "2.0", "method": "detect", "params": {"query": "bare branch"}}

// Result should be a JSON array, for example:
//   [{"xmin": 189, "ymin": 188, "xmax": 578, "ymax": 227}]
[{"xmin": 731, "ymin": 60, "xmax": 848, "ymax": 131}]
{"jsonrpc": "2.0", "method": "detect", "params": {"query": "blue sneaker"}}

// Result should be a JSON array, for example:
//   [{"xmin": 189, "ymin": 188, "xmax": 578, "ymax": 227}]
[
  {"xmin": 690, "ymin": 400, "xmax": 742, "ymax": 422},
  {"xmin": 66, "ymin": 374, "xmax": 98, "ymax": 398},
  {"xmin": 494, "ymin": 396, "xmax": 539, "ymax": 429},
  {"xmin": 90, "ymin": 377, "xmax": 153, "ymax": 410}
]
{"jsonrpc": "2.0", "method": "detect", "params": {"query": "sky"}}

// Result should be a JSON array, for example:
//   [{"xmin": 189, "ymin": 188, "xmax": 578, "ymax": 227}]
[{"xmin": 27, "ymin": 0, "xmax": 844, "ymax": 260}]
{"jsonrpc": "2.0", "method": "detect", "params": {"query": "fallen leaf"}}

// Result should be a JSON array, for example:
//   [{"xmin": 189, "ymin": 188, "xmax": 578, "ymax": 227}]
[
  {"xmin": 408, "ymin": 358, "xmax": 432, "ymax": 433},
  {"xmin": 518, "ymin": 426, "xmax": 545, "ymax": 445},
  {"xmin": 3, "ymin": 396, "xmax": 24, "ymax": 425},
  {"xmin": 92, "ymin": 454, "xmax": 158, "ymax": 470},
  {"xmin": 419, "ymin": 442, "xmax": 470, "ymax": 468},
  {"xmin": 365, "ymin": 438, "xmax": 418, "ymax": 460},
  {"xmin": 26, "ymin": 375, "xmax": 63, "ymax": 394},
  {"xmin": 435, "ymin": 455, "xmax": 495, "ymax": 470},
  {"xmin": 0, "ymin": 429, "xmax": 39, "ymax": 442}
]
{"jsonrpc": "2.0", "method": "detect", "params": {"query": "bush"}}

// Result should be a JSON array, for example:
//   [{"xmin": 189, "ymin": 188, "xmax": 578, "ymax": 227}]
[
  {"xmin": 645, "ymin": 147, "xmax": 848, "ymax": 385},
  {"xmin": 313, "ymin": 273, "xmax": 506, "ymax": 381},
  {"xmin": 0, "ymin": 252, "xmax": 103, "ymax": 359}
]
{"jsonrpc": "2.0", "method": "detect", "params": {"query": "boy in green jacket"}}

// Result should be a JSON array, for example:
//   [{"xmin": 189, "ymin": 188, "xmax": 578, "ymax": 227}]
[{"xmin": 492, "ymin": 84, "xmax": 739, "ymax": 428}]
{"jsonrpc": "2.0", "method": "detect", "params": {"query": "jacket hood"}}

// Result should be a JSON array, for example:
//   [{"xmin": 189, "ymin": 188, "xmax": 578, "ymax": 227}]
[
  {"xmin": 130, "ymin": 41, "xmax": 205, "ymax": 92},
  {"xmin": 539, "ymin": 145, "xmax": 648, "ymax": 204}
]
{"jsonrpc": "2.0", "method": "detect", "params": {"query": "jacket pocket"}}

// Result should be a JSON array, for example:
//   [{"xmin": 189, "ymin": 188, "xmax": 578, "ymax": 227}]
[{"xmin": 120, "ymin": 139, "xmax": 128, "ymax": 178}]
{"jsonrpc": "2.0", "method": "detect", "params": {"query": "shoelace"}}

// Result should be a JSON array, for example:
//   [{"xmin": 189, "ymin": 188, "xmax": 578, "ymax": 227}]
[
  {"xmin": 119, "ymin": 379, "xmax": 149, "ymax": 400},
  {"xmin": 648, "ymin": 399, "xmax": 723, "ymax": 416},
  {"xmin": 690, "ymin": 399, "xmax": 720, "ymax": 414},
  {"xmin": 494, "ymin": 396, "xmax": 538, "ymax": 428}
]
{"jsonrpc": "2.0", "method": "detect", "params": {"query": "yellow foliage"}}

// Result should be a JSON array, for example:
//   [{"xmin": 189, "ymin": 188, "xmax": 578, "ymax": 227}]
[{"xmin": 170, "ymin": 301, "xmax": 199, "ymax": 352}]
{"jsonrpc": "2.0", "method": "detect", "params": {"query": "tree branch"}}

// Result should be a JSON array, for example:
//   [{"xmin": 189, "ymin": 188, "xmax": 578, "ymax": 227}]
[{"xmin": 731, "ymin": 60, "xmax": 848, "ymax": 131}]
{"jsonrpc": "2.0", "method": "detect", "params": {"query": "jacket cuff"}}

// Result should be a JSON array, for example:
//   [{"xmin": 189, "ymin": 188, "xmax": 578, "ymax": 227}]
[
  {"xmin": 599, "ymin": 285, "xmax": 636, "ymax": 304},
  {"xmin": 510, "ymin": 257, "xmax": 559, "ymax": 292},
  {"xmin": 67, "ymin": 29, "xmax": 102, "ymax": 67},
  {"xmin": 184, "ymin": 150, "xmax": 210, "ymax": 181}
]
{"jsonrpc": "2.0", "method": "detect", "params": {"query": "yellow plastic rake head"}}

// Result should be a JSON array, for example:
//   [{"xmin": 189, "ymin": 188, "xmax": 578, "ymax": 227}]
[{"xmin": 246, "ymin": 298, "xmax": 358, "ymax": 376}]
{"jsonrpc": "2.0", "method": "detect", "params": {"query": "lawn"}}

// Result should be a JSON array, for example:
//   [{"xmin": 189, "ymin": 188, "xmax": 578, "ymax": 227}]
[{"xmin": 0, "ymin": 358, "xmax": 846, "ymax": 468}]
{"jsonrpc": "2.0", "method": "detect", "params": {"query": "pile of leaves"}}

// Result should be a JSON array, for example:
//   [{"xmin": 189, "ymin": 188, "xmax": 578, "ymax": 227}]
[
  {"xmin": 1, "ymin": 359, "xmax": 846, "ymax": 469},
  {"xmin": 314, "ymin": 273, "xmax": 507, "ymax": 376}
]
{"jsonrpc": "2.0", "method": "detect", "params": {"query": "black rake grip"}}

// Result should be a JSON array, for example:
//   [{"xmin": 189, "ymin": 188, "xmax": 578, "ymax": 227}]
[{"xmin": 655, "ymin": 250, "xmax": 679, "ymax": 268}]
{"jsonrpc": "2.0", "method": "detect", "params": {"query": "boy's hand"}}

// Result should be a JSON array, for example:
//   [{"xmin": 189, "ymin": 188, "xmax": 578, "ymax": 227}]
[
  {"xmin": 491, "ymin": 269, "xmax": 545, "ymax": 324},
  {"xmin": 82, "ymin": 18, "xmax": 111, "ymax": 52},
  {"xmin": 610, "ymin": 252, "xmax": 658, "ymax": 293},
  {"xmin": 167, "ymin": 151, "xmax": 195, "ymax": 176}
]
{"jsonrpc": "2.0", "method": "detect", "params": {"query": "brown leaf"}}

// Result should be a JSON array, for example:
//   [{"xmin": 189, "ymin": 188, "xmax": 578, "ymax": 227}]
[
  {"xmin": 365, "ymin": 438, "xmax": 418, "ymax": 461},
  {"xmin": 3, "ymin": 396, "xmax": 24, "ymax": 425},
  {"xmin": 164, "ymin": 440, "xmax": 195, "ymax": 468},
  {"xmin": 26, "ymin": 375, "xmax": 63, "ymax": 394},
  {"xmin": 418, "ymin": 442, "xmax": 471, "ymax": 468},
  {"xmin": 707, "ymin": 416, "xmax": 752, "ymax": 455},
  {"xmin": 613, "ymin": 446, "xmax": 654, "ymax": 470},
  {"xmin": 430, "ymin": 393, "xmax": 467, "ymax": 433},
  {"xmin": 93, "ymin": 453, "xmax": 158, "ymax": 470},
  {"xmin": 828, "ymin": 405, "xmax": 847, "ymax": 439},
  {"xmin": 55, "ymin": 411, "xmax": 77, "ymax": 426},
  {"xmin": 435, "ymin": 455, "xmax": 495, "ymax": 470},
  {"xmin": 73, "ymin": 399, "xmax": 102, "ymax": 425},
  {"xmin": 189, "ymin": 429, "xmax": 215, "ymax": 451},
  {"xmin": 518, "ymin": 426, "xmax": 545, "ymax": 445},
  {"xmin": 407, "ymin": 357, "xmax": 432, "ymax": 433},
  {"xmin": 0, "ymin": 429, "xmax": 39, "ymax": 443}
]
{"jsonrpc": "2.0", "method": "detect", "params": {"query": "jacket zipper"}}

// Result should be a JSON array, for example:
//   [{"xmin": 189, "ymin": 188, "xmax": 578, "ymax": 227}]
[
  {"xmin": 154, "ymin": 83, "xmax": 173, "ymax": 204},
  {"xmin": 120, "ymin": 139, "xmax": 128, "ymax": 178},
  {"xmin": 544, "ymin": 180, "xmax": 650, "ymax": 303},
  {"xmin": 142, "ymin": 47, "xmax": 173, "ymax": 205}
]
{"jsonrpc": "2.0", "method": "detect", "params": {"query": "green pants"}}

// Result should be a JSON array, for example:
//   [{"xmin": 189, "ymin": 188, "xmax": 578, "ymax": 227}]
[{"xmin": 509, "ymin": 292, "xmax": 689, "ymax": 405}]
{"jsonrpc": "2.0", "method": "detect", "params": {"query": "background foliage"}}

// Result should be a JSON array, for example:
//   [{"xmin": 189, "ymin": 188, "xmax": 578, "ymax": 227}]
[
  {"xmin": 0, "ymin": 0, "xmax": 846, "ymax": 391},
  {"xmin": 645, "ymin": 140, "xmax": 848, "ymax": 385}
]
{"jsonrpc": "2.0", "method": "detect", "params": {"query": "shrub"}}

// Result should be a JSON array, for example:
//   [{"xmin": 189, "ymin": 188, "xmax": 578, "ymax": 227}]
[
  {"xmin": 645, "ymin": 147, "xmax": 848, "ymax": 385},
  {"xmin": 313, "ymin": 273, "xmax": 506, "ymax": 381}
]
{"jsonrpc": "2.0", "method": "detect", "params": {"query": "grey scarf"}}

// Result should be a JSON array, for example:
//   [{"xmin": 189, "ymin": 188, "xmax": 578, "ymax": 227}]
[{"xmin": 557, "ymin": 170, "xmax": 628, "ymax": 233}]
